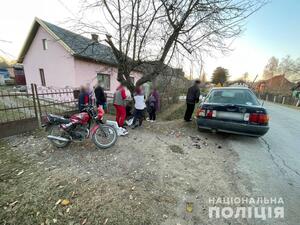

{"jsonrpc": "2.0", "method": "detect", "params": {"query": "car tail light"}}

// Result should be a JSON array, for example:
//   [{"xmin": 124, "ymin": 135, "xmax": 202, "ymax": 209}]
[
  {"xmin": 196, "ymin": 108, "xmax": 216, "ymax": 119},
  {"xmin": 206, "ymin": 110, "xmax": 216, "ymax": 119},
  {"xmin": 206, "ymin": 110, "xmax": 213, "ymax": 118},
  {"xmin": 196, "ymin": 108, "xmax": 206, "ymax": 117},
  {"xmin": 249, "ymin": 113, "xmax": 269, "ymax": 125}
]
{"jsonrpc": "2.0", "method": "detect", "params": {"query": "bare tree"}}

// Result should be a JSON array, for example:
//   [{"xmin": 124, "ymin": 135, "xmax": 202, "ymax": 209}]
[
  {"xmin": 277, "ymin": 55, "xmax": 300, "ymax": 81},
  {"xmin": 77, "ymin": 0, "xmax": 266, "ymax": 94},
  {"xmin": 263, "ymin": 56, "xmax": 279, "ymax": 80}
]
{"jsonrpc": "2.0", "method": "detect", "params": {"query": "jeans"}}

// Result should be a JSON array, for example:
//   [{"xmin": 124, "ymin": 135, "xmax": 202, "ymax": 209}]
[
  {"xmin": 132, "ymin": 109, "xmax": 144, "ymax": 126},
  {"xmin": 149, "ymin": 106, "xmax": 156, "ymax": 120}
]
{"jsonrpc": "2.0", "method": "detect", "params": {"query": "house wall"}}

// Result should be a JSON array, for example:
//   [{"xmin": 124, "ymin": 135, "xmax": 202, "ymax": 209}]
[
  {"xmin": 23, "ymin": 26, "xmax": 76, "ymax": 87},
  {"xmin": 74, "ymin": 59, "xmax": 142, "ymax": 95}
]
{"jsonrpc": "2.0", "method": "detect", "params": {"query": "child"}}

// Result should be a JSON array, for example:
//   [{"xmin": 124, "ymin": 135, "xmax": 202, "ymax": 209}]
[
  {"xmin": 132, "ymin": 87, "xmax": 146, "ymax": 128},
  {"xmin": 147, "ymin": 93, "xmax": 157, "ymax": 122}
]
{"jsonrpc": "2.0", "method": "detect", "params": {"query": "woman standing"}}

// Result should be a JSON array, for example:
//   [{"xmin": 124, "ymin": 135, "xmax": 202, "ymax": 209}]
[
  {"xmin": 132, "ymin": 86, "xmax": 146, "ymax": 128},
  {"xmin": 113, "ymin": 85, "xmax": 127, "ymax": 128}
]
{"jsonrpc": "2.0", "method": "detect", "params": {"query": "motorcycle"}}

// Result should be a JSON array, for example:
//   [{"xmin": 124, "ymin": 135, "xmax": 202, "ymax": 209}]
[{"xmin": 44, "ymin": 105, "xmax": 118, "ymax": 149}]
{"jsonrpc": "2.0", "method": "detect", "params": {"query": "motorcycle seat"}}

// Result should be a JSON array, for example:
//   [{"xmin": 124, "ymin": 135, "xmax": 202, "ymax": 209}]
[{"xmin": 47, "ymin": 114, "xmax": 70, "ymax": 124}]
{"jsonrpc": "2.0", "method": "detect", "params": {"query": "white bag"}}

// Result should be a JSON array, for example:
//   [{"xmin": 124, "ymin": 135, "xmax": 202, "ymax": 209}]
[
  {"xmin": 125, "ymin": 118, "xmax": 134, "ymax": 126},
  {"xmin": 106, "ymin": 120, "xmax": 128, "ymax": 136}
]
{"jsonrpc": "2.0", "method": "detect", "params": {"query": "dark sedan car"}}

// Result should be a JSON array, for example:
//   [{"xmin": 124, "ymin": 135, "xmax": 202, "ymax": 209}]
[{"xmin": 196, "ymin": 87, "xmax": 269, "ymax": 137}]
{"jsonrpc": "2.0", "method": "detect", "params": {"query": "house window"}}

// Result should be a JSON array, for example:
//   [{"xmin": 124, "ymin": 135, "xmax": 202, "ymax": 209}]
[
  {"xmin": 97, "ymin": 73, "xmax": 110, "ymax": 90},
  {"xmin": 39, "ymin": 68, "xmax": 46, "ymax": 86},
  {"xmin": 42, "ymin": 39, "xmax": 48, "ymax": 50}
]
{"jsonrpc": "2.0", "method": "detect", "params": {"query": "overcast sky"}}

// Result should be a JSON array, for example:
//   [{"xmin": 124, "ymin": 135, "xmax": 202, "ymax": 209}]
[{"xmin": 0, "ymin": 0, "xmax": 299, "ymax": 80}]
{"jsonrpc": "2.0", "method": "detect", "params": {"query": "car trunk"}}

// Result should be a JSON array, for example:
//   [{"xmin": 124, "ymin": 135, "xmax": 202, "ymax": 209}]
[{"xmin": 200, "ymin": 103, "xmax": 267, "ymax": 123}]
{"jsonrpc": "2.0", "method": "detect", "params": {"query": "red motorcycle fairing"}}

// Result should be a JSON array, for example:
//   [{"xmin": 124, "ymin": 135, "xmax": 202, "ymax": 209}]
[{"xmin": 70, "ymin": 112, "xmax": 90, "ymax": 125}]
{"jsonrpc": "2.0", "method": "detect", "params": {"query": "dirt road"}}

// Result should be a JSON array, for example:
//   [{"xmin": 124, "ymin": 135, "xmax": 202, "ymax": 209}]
[{"xmin": 0, "ymin": 120, "xmax": 248, "ymax": 225}]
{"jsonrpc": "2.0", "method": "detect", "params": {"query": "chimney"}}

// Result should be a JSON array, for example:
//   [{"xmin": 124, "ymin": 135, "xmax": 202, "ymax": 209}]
[{"xmin": 91, "ymin": 34, "xmax": 99, "ymax": 42}]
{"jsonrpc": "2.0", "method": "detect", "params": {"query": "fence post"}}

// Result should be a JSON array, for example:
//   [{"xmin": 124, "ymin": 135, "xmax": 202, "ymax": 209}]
[
  {"xmin": 266, "ymin": 94, "xmax": 269, "ymax": 101},
  {"xmin": 31, "ymin": 83, "xmax": 40, "ymax": 126},
  {"xmin": 282, "ymin": 97, "xmax": 285, "ymax": 104},
  {"xmin": 273, "ymin": 96, "xmax": 276, "ymax": 103},
  {"xmin": 33, "ymin": 84, "xmax": 42, "ymax": 127}
]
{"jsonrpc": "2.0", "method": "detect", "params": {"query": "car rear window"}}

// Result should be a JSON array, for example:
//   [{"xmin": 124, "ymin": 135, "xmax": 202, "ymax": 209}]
[{"xmin": 205, "ymin": 89, "xmax": 260, "ymax": 106}]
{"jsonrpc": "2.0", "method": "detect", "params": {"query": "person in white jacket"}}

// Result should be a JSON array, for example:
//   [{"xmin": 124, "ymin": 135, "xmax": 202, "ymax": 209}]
[{"xmin": 132, "ymin": 86, "xmax": 146, "ymax": 128}]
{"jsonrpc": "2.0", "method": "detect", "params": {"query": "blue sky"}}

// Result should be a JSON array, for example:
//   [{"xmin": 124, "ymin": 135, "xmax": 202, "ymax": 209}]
[
  {"xmin": 245, "ymin": 0, "xmax": 300, "ymax": 58},
  {"xmin": 202, "ymin": 0, "xmax": 300, "ymax": 79},
  {"xmin": 0, "ymin": 0, "xmax": 299, "ymax": 80}
]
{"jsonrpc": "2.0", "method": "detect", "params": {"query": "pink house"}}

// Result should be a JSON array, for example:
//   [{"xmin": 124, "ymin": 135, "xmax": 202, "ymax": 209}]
[{"xmin": 18, "ymin": 18, "xmax": 142, "ymax": 94}]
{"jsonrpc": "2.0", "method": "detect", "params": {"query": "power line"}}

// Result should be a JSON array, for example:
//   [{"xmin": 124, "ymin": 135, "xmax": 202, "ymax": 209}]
[
  {"xmin": 0, "ymin": 49, "xmax": 16, "ymax": 59},
  {"xmin": 0, "ymin": 39, "xmax": 12, "ymax": 43},
  {"xmin": 56, "ymin": 0, "xmax": 77, "ymax": 18}
]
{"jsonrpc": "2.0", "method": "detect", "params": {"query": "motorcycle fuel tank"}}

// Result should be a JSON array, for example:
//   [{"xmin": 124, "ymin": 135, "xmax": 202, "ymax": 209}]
[{"xmin": 70, "ymin": 112, "xmax": 90, "ymax": 124}]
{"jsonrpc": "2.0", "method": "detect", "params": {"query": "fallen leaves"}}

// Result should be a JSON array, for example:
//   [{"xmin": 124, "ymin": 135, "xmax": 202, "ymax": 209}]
[
  {"xmin": 61, "ymin": 199, "xmax": 70, "ymax": 206},
  {"xmin": 186, "ymin": 202, "xmax": 193, "ymax": 213}
]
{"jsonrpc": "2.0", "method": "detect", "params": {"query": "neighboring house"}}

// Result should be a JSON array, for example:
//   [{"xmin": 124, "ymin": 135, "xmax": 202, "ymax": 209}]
[
  {"xmin": 0, "ymin": 58, "xmax": 10, "ymax": 85},
  {"xmin": 12, "ymin": 65, "xmax": 26, "ymax": 85},
  {"xmin": 291, "ymin": 82, "xmax": 300, "ymax": 99},
  {"xmin": 18, "ymin": 17, "xmax": 142, "ymax": 94},
  {"xmin": 0, "ymin": 68, "xmax": 10, "ymax": 85},
  {"xmin": 255, "ymin": 75, "xmax": 294, "ymax": 95}
]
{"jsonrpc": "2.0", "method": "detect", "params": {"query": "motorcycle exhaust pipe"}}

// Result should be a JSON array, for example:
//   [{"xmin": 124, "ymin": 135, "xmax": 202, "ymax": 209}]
[{"xmin": 47, "ymin": 135, "xmax": 70, "ymax": 142}]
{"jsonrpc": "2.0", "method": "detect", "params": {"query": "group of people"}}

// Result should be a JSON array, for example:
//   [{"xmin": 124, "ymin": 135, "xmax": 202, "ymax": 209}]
[
  {"xmin": 78, "ymin": 83, "xmax": 160, "ymax": 135},
  {"xmin": 113, "ymin": 85, "xmax": 160, "ymax": 131},
  {"xmin": 77, "ymin": 79, "xmax": 201, "ymax": 134}
]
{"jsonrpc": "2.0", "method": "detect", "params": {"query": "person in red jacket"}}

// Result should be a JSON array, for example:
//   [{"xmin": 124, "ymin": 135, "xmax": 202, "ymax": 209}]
[{"xmin": 113, "ymin": 85, "xmax": 127, "ymax": 127}]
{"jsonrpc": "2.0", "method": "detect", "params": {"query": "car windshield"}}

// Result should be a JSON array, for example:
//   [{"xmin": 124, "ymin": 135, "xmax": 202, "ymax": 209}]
[{"xmin": 205, "ymin": 89, "xmax": 260, "ymax": 106}]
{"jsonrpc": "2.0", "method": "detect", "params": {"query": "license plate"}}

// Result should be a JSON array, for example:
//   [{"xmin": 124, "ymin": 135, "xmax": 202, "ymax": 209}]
[{"xmin": 216, "ymin": 111, "xmax": 244, "ymax": 121}]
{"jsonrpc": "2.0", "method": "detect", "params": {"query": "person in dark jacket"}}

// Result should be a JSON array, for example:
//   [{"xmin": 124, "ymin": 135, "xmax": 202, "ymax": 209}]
[
  {"xmin": 184, "ymin": 80, "xmax": 201, "ymax": 121},
  {"xmin": 78, "ymin": 86, "xmax": 90, "ymax": 112},
  {"xmin": 94, "ymin": 84, "xmax": 107, "ymax": 110},
  {"xmin": 146, "ymin": 92, "xmax": 157, "ymax": 122}
]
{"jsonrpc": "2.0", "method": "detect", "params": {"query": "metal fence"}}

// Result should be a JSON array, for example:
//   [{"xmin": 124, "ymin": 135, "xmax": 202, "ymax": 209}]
[
  {"xmin": 257, "ymin": 92, "xmax": 300, "ymax": 107},
  {"xmin": 0, "ymin": 84, "xmax": 78, "ymax": 138},
  {"xmin": 0, "ymin": 85, "xmax": 37, "ymax": 123}
]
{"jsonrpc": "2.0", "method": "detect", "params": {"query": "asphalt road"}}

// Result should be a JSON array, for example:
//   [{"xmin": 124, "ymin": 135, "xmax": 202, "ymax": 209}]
[{"xmin": 226, "ymin": 102, "xmax": 300, "ymax": 225}]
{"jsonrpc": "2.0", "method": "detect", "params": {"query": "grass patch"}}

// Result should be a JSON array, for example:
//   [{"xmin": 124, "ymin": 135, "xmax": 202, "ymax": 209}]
[{"xmin": 160, "ymin": 102, "xmax": 186, "ymax": 121}]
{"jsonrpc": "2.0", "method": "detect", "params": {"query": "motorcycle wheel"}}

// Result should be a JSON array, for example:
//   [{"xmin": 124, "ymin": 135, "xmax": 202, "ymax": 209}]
[
  {"xmin": 92, "ymin": 124, "xmax": 118, "ymax": 149},
  {"xmin": 48, "ymin": 125, "xmax": 70, "ymax": 148}
]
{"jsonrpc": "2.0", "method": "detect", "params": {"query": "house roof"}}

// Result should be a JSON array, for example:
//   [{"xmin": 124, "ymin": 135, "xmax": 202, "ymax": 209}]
[
  {"xmin": 255, "ymin": 75, "xmax": 294, "ymax": 94},
  {"xmin": 18, "ymin": 18, "xmax": 118, "ymax": 65}
]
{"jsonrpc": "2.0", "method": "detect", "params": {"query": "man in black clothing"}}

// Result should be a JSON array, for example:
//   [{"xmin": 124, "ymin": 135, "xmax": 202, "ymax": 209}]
[
  {"xmin": 184, "ymin": 80, "xmax": 201, "ymax": 121},
  {"xmin": 94, "ymin": 84, "xmax": 107, "ymax": 108}
]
